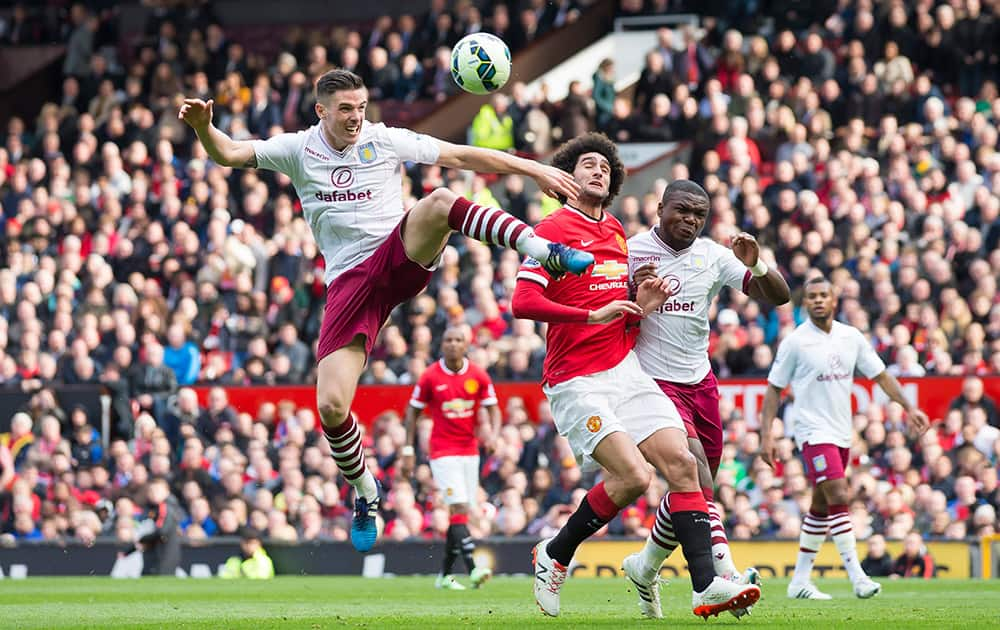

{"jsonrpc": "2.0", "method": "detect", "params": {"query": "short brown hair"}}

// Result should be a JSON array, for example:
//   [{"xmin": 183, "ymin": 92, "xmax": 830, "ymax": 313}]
[
  {"xmin": 661, "ymin": 180, "xmax": 709, "ymax": 213},
  {"xmin": 550, "ymin": 132, "xmax": 624, "ymax": 208},
  {"xmin": 315, "ymin": 68, "xmax": 365, "ymax": 100}
]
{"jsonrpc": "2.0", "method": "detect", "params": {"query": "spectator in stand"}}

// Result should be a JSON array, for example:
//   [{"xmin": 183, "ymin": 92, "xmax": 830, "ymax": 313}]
[
  {"xmin": 470, "ymin": 93, "xmax": 514, "ymax": 151},
  {"xmin": 860, "ymin": 533, "xmax": 893, "ymax": 577},
  {"xmin": 634, "ymin": 50, "xmax": 675, "ymax": 117},
  {"xmin": 949, "ymin": 377, "xmax": 999, "ymax": 428},
  {"xmin": 592, "ymin": 58, "xmax": 616, "ymax": 130},
  {"xmin": 891, "ymin": 532, "xmax": 935, "ymax": 579},
  {"xmin": 197, "ymin": 387, "xmax": 238, "ymax": 441},
  {"xmin": 163, "ymin": 323, "xmax": 201, "ymax": 386}
]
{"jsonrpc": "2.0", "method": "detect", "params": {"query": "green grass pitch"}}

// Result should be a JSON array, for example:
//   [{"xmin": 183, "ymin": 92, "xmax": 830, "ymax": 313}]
[{"xmin": 1, "ymin": 576, "xmax": 997, "ymax": 629}]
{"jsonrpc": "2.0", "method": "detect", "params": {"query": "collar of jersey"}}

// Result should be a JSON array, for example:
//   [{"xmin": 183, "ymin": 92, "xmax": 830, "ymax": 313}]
[
  {"xmin": 439, "ymin": 358, "xmax": 469, "ymax": 375},
  {"xmin": 564, "ymin": 204, "xmax": 605, "ymax": 223},
  {"xmin": 315, "ymin": 124, "xmax": 355, "ymax": 158},
  {"xmin": 806, "ymin": 318, "xmax": 835, "ymax": 336},
  {"xmin": 651, "ymin": 227, "xmax": 694, "ymax": 257}
]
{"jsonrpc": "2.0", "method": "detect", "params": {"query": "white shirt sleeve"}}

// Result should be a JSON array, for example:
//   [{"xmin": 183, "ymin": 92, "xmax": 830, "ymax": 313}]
[
  {"xmin": 383, "ymin": 127, "xmax": 441, "ymax": 164},
  {"xmin": 250, "ymin": 131, "xmax": 305, "ymax": 178},
  {"xmin": 717, "ymin": 245, "xmax": 751, "ymax": 292},
  {"xmin": 767, "ymin": 335, "xmax": 797, "ymax": 389},
  {"xmin": 854, "ymin": 329, "xmax": 887, "ymax": 378}
]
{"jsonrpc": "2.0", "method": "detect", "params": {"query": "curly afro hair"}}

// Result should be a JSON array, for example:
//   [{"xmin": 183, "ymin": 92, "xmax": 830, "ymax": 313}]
[{"xmin": 549, "ymin": 132, "xmax": 625, "ymax": 208}]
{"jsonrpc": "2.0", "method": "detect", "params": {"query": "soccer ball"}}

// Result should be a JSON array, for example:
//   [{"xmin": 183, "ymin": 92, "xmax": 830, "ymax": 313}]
[{"xmin": 450, "ymin": 33, "xmax": 512, "ymax": 95}]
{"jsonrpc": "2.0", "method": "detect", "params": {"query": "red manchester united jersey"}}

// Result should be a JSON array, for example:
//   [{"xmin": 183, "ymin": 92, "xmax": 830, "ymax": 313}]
[
  {"xmin": 409, "ymin": 358, "xmax": 498, "ymax": 458},
  {"xmin": 516, "ymin": 206, "xmax": 633, "ymax": 385}
]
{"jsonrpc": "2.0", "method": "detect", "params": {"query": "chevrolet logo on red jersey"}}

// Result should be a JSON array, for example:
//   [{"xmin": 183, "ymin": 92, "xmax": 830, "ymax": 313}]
[
  {"xmin": 591, "ymin": 261, "xmax": 628, "ymax": 281},
  {"xmin": 441, "ymin": 398, "xmax": 476, "ymax": 419}
]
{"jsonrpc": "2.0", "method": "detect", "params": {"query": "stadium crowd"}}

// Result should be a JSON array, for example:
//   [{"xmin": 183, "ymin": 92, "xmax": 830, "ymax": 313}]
[{"xmin": 0, "ymin": 0, "xmax": 999, "ymax": 555}]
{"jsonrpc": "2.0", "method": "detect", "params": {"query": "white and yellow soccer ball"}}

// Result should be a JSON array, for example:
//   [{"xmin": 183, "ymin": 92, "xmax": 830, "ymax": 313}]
[{"xmin": 450, "ymin": 32, "xmax": 512, "ymax": 95}]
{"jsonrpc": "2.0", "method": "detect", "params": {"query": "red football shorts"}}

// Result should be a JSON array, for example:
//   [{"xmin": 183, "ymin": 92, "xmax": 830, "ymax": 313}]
[
  {"xmin": 801, "ymin": 442, "xmax": 850, "ymax": 486},
  {"xmin": 654, "ymin": 371, "xmax": 723, "ymax": 470},
  {"xmin": 316, "ymin": 215, "xmax": 432, "ymax": 361}
]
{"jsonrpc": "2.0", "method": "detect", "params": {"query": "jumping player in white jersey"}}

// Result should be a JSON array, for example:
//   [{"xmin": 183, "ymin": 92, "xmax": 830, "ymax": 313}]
[
  {"xmin": 178, "ymin": 69, "xmax": 594, "ymax": 553},
  {"xmin": 624, "ymin": 180, "xmax": 791, "ymax": 618},
  {"xmin": 760, "ymin": 276, "xmax": 929, "ymax": 599}
]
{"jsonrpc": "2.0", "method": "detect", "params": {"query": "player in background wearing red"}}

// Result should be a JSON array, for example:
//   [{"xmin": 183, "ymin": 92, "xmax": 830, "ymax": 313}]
[
  {"xmin": 180, "ymin": 69, "xmax": 593, "ymax": 552},
  {"xmin": 760, "ymin": 276, "xmax": 929, "ymax": 599},
  {"xmin": 403, "ymin": 326, "xmax": 501, "ymax": 590},
  {"xmin": 511, "ymin": 133, "xmax": 760, "ymax": 619},
  {"xmin": 625, "ymin": 180, "xmax": 790, "ymax": 618}
]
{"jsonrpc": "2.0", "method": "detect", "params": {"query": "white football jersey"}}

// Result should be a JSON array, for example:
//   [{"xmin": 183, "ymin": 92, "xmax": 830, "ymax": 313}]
[
  {"xmin": 767, "ymin": 319, "xmax": 886, "ymax": 448},
  {"xmin": 628, "ymin": 229, "xmax": 750, "ymax": 384},
  {"xmin": 251, "ymin": 121, "xmax": 440, "ymax": 285}
]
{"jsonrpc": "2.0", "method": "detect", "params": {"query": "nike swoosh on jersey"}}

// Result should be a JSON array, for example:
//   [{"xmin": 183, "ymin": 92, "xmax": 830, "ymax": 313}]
[
  {"xmin": 580, "ymin": 240, "xmax": 594, "ymax": 246},
  {"xmin": 435, "ymin": 385, "xmax": 448, "ymax": 391}
]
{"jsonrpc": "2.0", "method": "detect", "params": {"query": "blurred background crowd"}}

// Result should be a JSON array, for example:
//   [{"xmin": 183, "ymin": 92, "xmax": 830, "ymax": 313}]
[{"xmin": 0, "ymin": 0, "xmax": 998, "ymax": 555}]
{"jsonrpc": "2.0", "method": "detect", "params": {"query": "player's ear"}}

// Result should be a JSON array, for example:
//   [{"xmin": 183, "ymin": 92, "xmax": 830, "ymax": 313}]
[
  {"xmin": 657, "ymin": 201, "xmax": 663, "ymax": 217},
  {"xmin": 315, "ymin": 102, "xmax": 325, "ymax": 119}
]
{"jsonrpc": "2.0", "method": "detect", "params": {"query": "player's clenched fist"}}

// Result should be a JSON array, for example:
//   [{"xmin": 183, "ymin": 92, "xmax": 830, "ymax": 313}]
[
  {"xmin": 632, "ymin": 262, "xmax": 658, "ymax": 286},
  {"xmin": 178, "ymin": 98, "xmax": 214, "ymax": 130},
  {"xmin": 587, "ymin": 300, "xmax": 643, "ymax": 324},
  {"xmin": 730, "ymin": 232, "xmax": 760, "ymax": 267}
]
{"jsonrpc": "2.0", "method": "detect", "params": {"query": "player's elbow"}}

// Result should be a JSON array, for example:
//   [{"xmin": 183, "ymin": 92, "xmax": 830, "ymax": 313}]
[
  {"xmin": 772, "ymin": 283, "xmax": 791, "ymax": 305},
  {"xmin": 511, "ymin": 298, "xmax": 526, "ymax": 319}
]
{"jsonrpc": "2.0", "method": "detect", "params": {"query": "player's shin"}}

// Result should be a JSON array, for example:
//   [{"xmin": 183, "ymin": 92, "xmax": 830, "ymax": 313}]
[
  {"xmin": 793, "ymin": 510, "xmax": 829, "ymax": 582},
  {"xmin": 322, "ymin": 417, "xmax": 378, "ymax": 500},
  {"xmin": 638, "ymin": 493, "xmax": 678, "ymax": 581},
  {"xmin": 449, "ymin": 513, "xmax": 477, "ymax": 574},
  {"xmin": 828, "ymin": 504, "xmax": 866, "ymax": 583},
  {"xmin": 704, "ymin": 488, "xmax": 739, "ymax": 579},
  {"xmin": 546, "ymin": 482, "xmax": 620, "ymax": 565},
  {"xmin": 443, "ymin": 522, "xmax": 462, "ymax": 576},
  {"xmin": 447, "ymin": 197, "xmax": 552, "ymax": 261},
  {"xmin": 668, "ymin": 491, "xmax": 715, "ymax": 593}
]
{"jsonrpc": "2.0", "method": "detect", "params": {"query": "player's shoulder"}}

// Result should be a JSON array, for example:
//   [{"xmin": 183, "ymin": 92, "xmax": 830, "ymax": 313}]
[
  {"xmin": 468, "ymin": 361, "xmax": 494, "ymax": 382},
  {"xmin": 361, "ymin": 121, "xmax": 388, "ymax": 139},
  {"xmin": 832, "ymin": 320, "xmax": 866, "ymax": 342},
  {"xmin": 420, "ymin": 360, "xmax": 444, "ymax": 379},
  {"xmin": 533, "ymin": 206, "xmax": 577, "ymax": 234},
  {"xmin": 783, "ymin": 323, "xmax": 812, "ymax": 344},
  {"xmin": 698, "ymin": 237, "xmax": 737, "ymax": 262}
]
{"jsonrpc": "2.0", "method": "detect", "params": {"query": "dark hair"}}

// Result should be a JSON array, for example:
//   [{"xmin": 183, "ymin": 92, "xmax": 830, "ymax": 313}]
[
  {"xmin": 315, "ymin": 68, "xmax": 365, "ymax": 100},
  {"xmin": 804, "ymin": 275, "xmax": 830, "ymax": 287},
  {"xmin": 661, "ymin": 179, "xmax": 709, "ymax": 213},
  {"xmin": 549, "ymin": 132, "xmax": 624, "ymax": 208}
]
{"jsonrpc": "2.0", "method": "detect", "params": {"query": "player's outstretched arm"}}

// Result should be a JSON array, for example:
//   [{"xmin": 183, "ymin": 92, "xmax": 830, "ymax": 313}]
[
  {"xmin": 511, "ymin": 277, "xmax": 642, "ymax": 324},
  {"xmin": 178, "ymin": 98, "xmax": 258, "ymax": 168},
  {"xmin": 759, "ymin": 383, "xmax": 784, "ymax": 468},
  {"xmin": 873, "ymin": 371, "xmax": 930, "ymax": 436},
  {"xmin": 434, "ymin": 139, "xmax": 580, "ymax": 201}
]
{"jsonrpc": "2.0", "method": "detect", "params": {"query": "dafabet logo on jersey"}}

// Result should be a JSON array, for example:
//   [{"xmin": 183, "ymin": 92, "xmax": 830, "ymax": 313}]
[{"xmin": 316, "ymin": 166, "xmax": 373, "ymax": 202}]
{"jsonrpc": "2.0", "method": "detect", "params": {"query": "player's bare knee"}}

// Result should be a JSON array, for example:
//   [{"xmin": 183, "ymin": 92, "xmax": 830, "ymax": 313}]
[
  {"xmin": 666, "ymin": 448, "xmax": 698, "ymax": 485},
  {"xmin": 427, "ymin": 187, "xmax": 457, "ymax": 214},
  {"xmin": 622, "ymin": 463, "xmax": 652, "ymax": 500},
  {"xmin": 450, "ymin": 503, "xmax": 468, "ymax": 515},
  {"xmin": 316, "ymin": 390, "xmax": 350, "ymax": 427}
]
